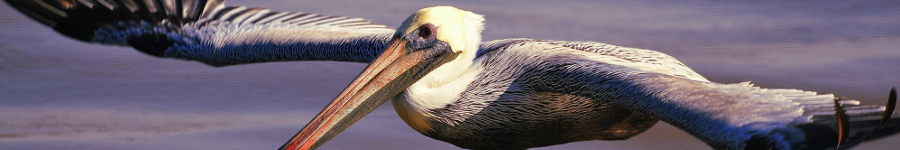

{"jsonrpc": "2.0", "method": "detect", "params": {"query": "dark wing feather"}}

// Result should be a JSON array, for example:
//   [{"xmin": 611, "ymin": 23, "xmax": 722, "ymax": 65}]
[{"xmin": 4, "ymin": 0, "xmax": 395, "ymax": 66}]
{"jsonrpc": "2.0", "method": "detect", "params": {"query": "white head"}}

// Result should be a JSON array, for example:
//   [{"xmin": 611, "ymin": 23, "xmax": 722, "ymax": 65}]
[
  {"xmin": 390, "ymin": 6, "xmax": 487, "ymax": 133},
  {"xmin": 397, "ymin": 6, "xmax": 484, "ymax": 55},
  {"xmin": 389, "ymin": 6, "xmax": 486, "ymax": 92}
]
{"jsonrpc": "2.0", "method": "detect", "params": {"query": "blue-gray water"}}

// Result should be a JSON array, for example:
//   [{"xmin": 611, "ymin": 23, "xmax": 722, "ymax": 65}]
[{"xmin": 1, "ymin": 0, "xmax": 899, "ymax": 149}]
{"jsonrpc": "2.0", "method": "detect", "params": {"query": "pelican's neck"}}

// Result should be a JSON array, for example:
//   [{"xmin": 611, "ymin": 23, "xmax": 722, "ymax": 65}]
[
  {"xmin": 401, "ymin": 35, "xmax": 481, "ymax": 109},
  {"xmin": 391, "ymin": 53, "xmax": 483, "ymax": 133}
]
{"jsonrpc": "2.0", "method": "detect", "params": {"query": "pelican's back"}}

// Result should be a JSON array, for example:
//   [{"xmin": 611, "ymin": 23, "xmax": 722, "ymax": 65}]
[{"xmin": 438, "ymin": 39, "xmax": 900, "ymax": 150}]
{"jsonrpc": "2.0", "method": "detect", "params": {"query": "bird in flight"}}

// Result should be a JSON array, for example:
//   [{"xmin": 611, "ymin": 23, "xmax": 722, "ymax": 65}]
[{"xmin": 5, "ymin": 0, "xmax": 898, "ymax": 149}]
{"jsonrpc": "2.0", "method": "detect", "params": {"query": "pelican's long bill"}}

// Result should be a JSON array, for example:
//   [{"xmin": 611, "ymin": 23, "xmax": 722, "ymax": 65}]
[{"xmin": 280, "ymin": 37, "xmax": 459, "ymax": 150}]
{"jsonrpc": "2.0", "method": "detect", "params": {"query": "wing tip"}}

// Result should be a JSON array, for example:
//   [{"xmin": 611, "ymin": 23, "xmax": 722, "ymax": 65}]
[
  {"xmin": 829, "ymin": 86, "xmax": 899, "ymax": 150},
  {"xmin": 878, "ymin": 87, "xmax": 897, "ymax": 127},
  {"xmin": 833, "ymin": 96, "xmax": 851, "ymax": 150},
  {"xmin": 6, "ymin": 0, "xmax": 230, "ymax": 43}
]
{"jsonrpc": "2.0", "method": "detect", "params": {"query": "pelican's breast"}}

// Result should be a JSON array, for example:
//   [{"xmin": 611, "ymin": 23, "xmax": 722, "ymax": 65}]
[{"xmin": 391, "ymin": 98, "xmax": 434, "ymax": 133}]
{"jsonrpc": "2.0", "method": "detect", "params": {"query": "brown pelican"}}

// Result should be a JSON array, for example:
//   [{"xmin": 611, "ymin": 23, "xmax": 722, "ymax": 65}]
[{"xmin": 5, "ymin": 0, "xmax": 899, "ymax": 149}]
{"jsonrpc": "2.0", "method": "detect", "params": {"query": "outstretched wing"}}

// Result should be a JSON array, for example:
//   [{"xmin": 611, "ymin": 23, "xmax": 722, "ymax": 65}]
[
  {"xmin": 480, "ymin": 40, "xmax": 899, "ymax": 150},
  {"xmin": 5, "ymin": 0, "xmax": 395, "ymax": 66}
]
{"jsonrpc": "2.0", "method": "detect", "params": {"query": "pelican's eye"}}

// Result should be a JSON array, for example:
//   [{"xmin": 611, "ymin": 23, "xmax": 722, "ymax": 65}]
[{"xmin": 417, "ymin": 23, "xmax": 435, "ymax": 38}]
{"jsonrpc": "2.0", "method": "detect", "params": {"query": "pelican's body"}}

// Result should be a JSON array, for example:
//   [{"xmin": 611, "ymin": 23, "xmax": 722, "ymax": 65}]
[
  {"xmin": 6, "ymin": 0, "xmax": 900, "ymax": 150},
  {"xmin": 389, "ymin": 38, "xmax": 716, "ymax": 148}
]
